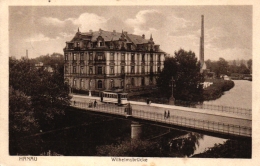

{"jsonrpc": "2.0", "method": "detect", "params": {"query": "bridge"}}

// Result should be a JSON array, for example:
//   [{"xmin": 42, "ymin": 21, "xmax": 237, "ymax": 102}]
[{"xmin": 71, "ymin": 94, "xmax": 252, "ymax": 139}]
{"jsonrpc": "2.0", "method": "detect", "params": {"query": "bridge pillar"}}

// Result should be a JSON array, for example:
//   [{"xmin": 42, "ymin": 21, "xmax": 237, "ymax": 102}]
[{"xmin": 131, "ymin": 121, "xmax": 142, "ymax": 139}]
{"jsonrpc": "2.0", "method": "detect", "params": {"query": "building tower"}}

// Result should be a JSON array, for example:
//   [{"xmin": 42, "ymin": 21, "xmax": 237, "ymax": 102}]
[{"xmin": 199, "ymin": 15, "xmax": 206, "ymax": 73}]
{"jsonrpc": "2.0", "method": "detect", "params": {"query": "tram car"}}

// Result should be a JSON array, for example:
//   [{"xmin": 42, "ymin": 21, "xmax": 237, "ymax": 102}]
[{"xmin": 100, "ymin": 91, "xmax": 128, "ymax": 105}]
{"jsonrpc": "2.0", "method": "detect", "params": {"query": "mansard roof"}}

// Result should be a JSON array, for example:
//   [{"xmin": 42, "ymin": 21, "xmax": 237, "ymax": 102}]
[{"xmin": 70, "ymin": 29, "xmax": 151, "ymax": 45}]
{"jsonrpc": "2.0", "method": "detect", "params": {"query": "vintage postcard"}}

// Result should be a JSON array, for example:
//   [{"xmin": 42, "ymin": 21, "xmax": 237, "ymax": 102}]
[{"xmin": 1, "ymin": 0, "xmax": 259, "ymax": 166}]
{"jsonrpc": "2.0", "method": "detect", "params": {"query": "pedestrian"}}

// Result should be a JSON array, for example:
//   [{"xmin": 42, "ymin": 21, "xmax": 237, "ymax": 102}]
[
  {"xmin": 94, "ymin": 100, "xmax": 97, "ymax": 108},
  {"xmin": 167, "ymin": 110, "xmax": 170, "ymax": 119},
  {"xmin": 164, "ymin": 110, "xmax": 167, "ymax": 119},
  {"xmin": 146, "ymin": 98, "xmax": 149, "ymax": 105}
]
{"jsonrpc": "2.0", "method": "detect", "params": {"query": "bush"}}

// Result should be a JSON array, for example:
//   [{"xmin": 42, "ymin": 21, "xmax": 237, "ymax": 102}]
[{"xmin": 203, "ymin": 79, "xmax": 234, "ymax": 101}]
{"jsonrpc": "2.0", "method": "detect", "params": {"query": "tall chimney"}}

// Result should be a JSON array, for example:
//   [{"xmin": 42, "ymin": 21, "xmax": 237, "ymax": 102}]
[
  {"xmin": 200, "ymin": 15, "xmax": 204, "ymax": 71},
  {"xmin": 26, "ymin": 49, "xmax": 28, "ymax": 59}
]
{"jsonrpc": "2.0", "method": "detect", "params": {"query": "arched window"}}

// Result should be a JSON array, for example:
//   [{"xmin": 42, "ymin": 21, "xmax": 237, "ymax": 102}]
[
  {"xmin": 110, "ymin": 79, "xmax": 114, "ymax": 88},
  {"xmin": 89, "ymin": 79, "xmax": 92, "ymax": 89},
  {"xmin": 73, "ymin": 79, "xmax": 76, "ymax": 87},
  {"xmin": 98, "ymin": 80, "xmax": 102, "ymax": 89},
  {"xmin": 141, "ymin": 77, "xmax": 145, "ymax": 86},
  {"xmin": 131, "ymin": 78, "xmax": 135, "ymax": 86},
  {"xmin": 81, "ymin": 79, "xmax": 84, "ymax": 89}
]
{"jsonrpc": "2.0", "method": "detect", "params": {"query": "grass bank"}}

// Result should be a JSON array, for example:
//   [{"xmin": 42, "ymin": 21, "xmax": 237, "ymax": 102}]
[{"xmin": 203, "ymin": 79, "xmax": 235, "ymax": 101}]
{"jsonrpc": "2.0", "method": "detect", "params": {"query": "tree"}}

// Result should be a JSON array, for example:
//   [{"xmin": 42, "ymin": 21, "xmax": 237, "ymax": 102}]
[
  {"xmin": 9, "ymin": 87, "xmax": 40, "ymax": 155},
  {"xmin": 216, "ymin": 58, "xmax": 229, "ymax": 77},
  {"xmin": 157, "ymin": 49, "xmax": 204, "ymax": 102},
  {"xmin": 9, "ymin": 55, "xmax": 71, "ymax": 132}
]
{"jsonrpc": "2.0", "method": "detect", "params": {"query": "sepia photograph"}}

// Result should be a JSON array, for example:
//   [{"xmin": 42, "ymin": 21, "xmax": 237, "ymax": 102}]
[{"xmin": 1, "ymin": 1, "xmax": 259, "ymax": 166}]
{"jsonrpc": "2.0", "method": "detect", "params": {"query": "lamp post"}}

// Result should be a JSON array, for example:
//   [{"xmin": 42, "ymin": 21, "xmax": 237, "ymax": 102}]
[
  {"xmin": 89, "ymin": 79, "xmax": 92, "ymax": 96},
  {"xmin": 169, "ymin": 76, "xmax": 175, "ymax": 105}
]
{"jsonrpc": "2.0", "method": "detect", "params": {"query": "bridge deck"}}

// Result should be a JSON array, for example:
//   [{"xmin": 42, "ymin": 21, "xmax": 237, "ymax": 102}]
[{"xmin": 71, "ymin": 94, "xmax": 252, "ymax": 138}]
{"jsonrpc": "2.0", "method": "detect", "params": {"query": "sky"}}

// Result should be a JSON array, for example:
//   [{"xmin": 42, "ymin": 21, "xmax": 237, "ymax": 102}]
[{"xmin": 9, "ymin": 6, "xmax": 252, "ymax": 61}]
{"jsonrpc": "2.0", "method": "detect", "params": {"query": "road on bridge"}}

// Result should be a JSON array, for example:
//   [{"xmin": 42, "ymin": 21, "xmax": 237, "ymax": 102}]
[{"xmin": 71, "ymin": 94, "xmax": 251, "ymax": 129}]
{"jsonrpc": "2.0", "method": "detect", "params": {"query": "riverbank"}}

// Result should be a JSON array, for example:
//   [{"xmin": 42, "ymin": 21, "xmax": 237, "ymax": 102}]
[
  {"xmin": 129, "ymin": 79, "xmax": 235, "ymax": 104},
  {"xmin": 203, "ymin": 79, "xmax": 235, "ymax": 101}
]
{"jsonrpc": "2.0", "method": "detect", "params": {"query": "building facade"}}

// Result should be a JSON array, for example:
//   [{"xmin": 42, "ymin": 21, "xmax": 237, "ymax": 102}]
[{"xmin": 64, "ymin": 28, "xmax": 166, "ymax": 93}]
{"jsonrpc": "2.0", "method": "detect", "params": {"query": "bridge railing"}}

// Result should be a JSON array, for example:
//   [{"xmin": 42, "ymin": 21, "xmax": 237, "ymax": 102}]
[
  {"xmin": 71, "ymin": 101, "xmax": 251, "ymax": 137},
  {"xmin": 132, "ymin": 109, "xmax": 251, "ymax": 137},
  {"xmin": 175, "ymin": 100, "xmax": 252, "ymax": 116}
]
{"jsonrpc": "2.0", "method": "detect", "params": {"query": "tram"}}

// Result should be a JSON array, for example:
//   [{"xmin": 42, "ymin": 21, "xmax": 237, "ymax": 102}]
[{"xmin": 100, "ymin": 91, "xmax": 128, "ymax": 105}]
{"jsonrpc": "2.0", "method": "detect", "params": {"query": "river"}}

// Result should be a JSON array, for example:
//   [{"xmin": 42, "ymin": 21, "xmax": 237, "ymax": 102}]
[
  {"xmin": 204, "ymin": 80, "xmax": 252, "ymax": 109},
  {"xmin": 193, "ymin": 80, "xmax": 252, "ymax": 155}
]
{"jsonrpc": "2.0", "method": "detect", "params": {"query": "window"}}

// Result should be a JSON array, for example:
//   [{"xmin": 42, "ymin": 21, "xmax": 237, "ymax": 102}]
[
  {"xmin": 149, "ymin": 77, "xmax": 153, "ymax": 84},
  {"xmin": 73, "ymin": 53, "xmax": 77, "ymax": 61},
  {"xmin": 80, "ymin": 53, "xmax": 84, "ymax": 60},
  {"xmin": 157, "ymin": 66, "xmax": 161, "ymax": 72},
  {"xmin": 131, "ymin": 66, "xmax": 135, "ymax": 74},
  {"xmin": 142, "ymin": 54, "xmax": 145, "ymax": 62},
  {"xmin": 98, "ymin": 80, "xmax": 102, "ymax": 89},
  {"xmin": 77, "ymin": 42, "xmax": 80, "ymax": 47},
  {"xmin": 73, "ymin": 66, "xmax": 76, "ymax": 73},
  {"xmin": 81, "ymin": 79, "xmax": 84, "ymax": 89},
  {"xmin": 141, "ymin": 66, "xmax": 145, "ymax": 74},
  {"xmin": 65, "ymin": 66, "xmax": 68, "ymax": 73},
  {"xmin": 98, "ymin": 54, "xmax": 103, "ymax": 60},
  {"xmin": 89, "ymin": 67, "xmax": 93, "ymax": 74},
  {"xmin": 121, "ymin": 54, "xmax": 125, "ymax": 61},
  {"xmin": 98, "ymin": 66, "xmax": 102, "ymax": 74},
  {"xmin": 89, "ymin": 80, "xmax": 92, "ymax": 88},
  {"xmin": 110, "ymin": 53, "xmax": 114, "ymax": 60},
  {"xmin": 89, "ymin": 53, "xmax": 93, "ymax": 60},
  {"xmin": 73, "ymin": 79, "xmax": 76, "ymax": 86},
  {"xmin": 110, "ymin": 79, "xmax": 114, "ymax": 88},
  {"xmin": 158, "ymin": 54, "xmax": 161, "ymax": 61},
  {"xmin": 81, "ymin": 66, "xmax": 84, "ymax": 74},
  {"xmin": 110, "ymin": 66, "xmax": 114, "ymax": 74},
  {"xmin": 65, "ymin": 54, "xmax": 68, "ymax": 60},
  {"xmin": 121, "ymin": 80, "xmax": 124, "ymax": 88},
  {"xmin": 150, "ymin": 54, "xmax": 153, "ymax": 61},
  {"xmin": 131, "ymin": 78, "xmax": 135, "ymax": 86},
  {"xmin": 150, "ymin": 66, "xmax": 153, "ymax": 73},
  {"xmin": 131, "ymin": 54, "xmax": 135, "ymax": 61},
  {"xmin": 110, "ymin": 42, "xmax": 113, "ymax": 49},
  {"xmin": 121, "ymin": 66, "xmax": 125, "ymax": 74},
  {"xmin": 141, "ymin": 77, "xmax": 145, "ymax": 86}
]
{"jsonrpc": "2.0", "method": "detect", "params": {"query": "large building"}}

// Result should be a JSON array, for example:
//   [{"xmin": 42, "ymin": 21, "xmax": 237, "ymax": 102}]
[{"xmin": 64, "ymin": 28, "xmax": 166, "ymax": 94}]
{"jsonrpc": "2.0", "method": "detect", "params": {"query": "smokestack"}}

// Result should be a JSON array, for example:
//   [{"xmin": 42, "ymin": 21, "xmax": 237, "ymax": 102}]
[
  {"xmin": 200, "ymin": 15, "xmax": 204, "ymax": 71},
  {"xmin": 26, "ymin": 49, "xmax": 28, "ymax": 59}
]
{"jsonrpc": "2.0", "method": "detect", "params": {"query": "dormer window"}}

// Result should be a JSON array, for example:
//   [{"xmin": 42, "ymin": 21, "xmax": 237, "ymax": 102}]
[
  {"xmin": 110, "ymin": 42, "xmax": 114, "ymax": 49},
  {"xmin": 77, "ymin": 42, "xmax": 80, "ymax": 47}
]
